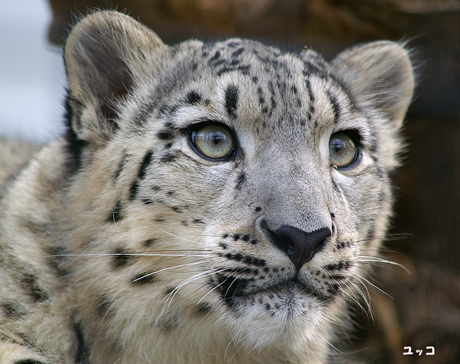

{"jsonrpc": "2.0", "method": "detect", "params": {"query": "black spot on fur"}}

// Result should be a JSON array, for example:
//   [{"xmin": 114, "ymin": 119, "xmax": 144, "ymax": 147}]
[
  {"xmin": 213, "ymin": 59, "xmax": 227, "ymax": 67},
  {"xmin": 112, "ymin": 248, "xmax": 131, "ymax": 269},
  {"xmin": 270, "ymin": 96, "xmax": 277, "ymax": 111},
  {"xmin": 215, "ymin": 274, "xmax": 251, "ymax": 308},
  {"xmin": 144, "ymin": 238, "xmax": 157, "ymax": 247},
  {"xmin": 21, "ymin": 274, "xmax": 49, "ymax": 302},
  {"xmin": 255, "ymin": 206, "xmax": 262, "ymax": 212},
  {"xmin": 114, "ymin": 153, "xmax": 128, "ymax": 181},
  {"xmin": 63, "ymin": 93, "xmax": 89, "ymax": 176},
  {"xmin": 326, "ymin": 90, "xmax": 341, "ymax": 123},
  {"xmin": 227, "ymin": 41, "xmax": 240, "ymax": 48},
  {"xmin": 185, "ymin": 91, "xmax": 202, "ymax": 105},
  {"xmin": 243, "ymin": 256, "xmax": 266, "ymax": 266},
  {"xmin": 235, "ymin": 172, "xmax": 245, "ymax": 189},
  {"xmin": 252, "ymin": 76, "xmax": 259, "ymax": 84},
  {"xmin": 160, "ymin": 152, "xmax": 176, "ymax": 163},
  {"xmin": 336, "ymin": 241, "xmax": 352, "ymax": 250},
  {"xmin": 257, "ymin": 87, "xmax": 265, "ymax": 105},
  {"xmin": 231, "ymin": 47, "xmax": 245, "ymax": 58},
  {"xmin": 224, "ymin": 253, "xmax": 266, "ymax": 267},
  {"xmin": 157, "ymin": 130, "xmax": 174, "ymax": 140},
  {"xmin": 327, "ymin": 283, "xmax": 340, "ymax": 295},
  {"xmin": 138, "ymin": 150, "xmax": 154, "ymax": 179},
  {"xmin": 217, "ymin": 65, "xmax": 251, "ymax": 76},
  {"xmin": 209, "ymin": 50, "xmax": 221, "ymax": 62},
  {"xmin": 142, "ymin": 199, "xmax": 154, "ymax": 205},
  {"xmin": 324, "ymin": 261, "xmax": 352, "ymax": 271},
  {"xmin": 108, "ymin": 201, "xmax": 123, "ymax": 222},
  {"xmin": 2, "ymin": 302, "xmax": 24, "ymax": 319},
  {"xmin": 74, "ymin": 321, "xmax": 90, "ymax": 364},
  {"xmin": 14, "ymin": 361, "xmax": 45, "ymax": 364},
  {"xmin": 132, "ymin": 273, "xmax": 156, "ymax": 285},
  {"xmin": 197, "ymin": 303, "xmax": 212, "ymax": 314},
  {"xmin": 225, "ymin": 85, "xmax": 239, "ymax": 118},
  {"xmin": 129, "ymin": 180, "xmax": 139, "ymax": 200},
  {"xmin": 305, "ymin": 79, "xmax": 315, "ymax": 116},
  {"xmin": 328, "ymin": 274, "xmax": 346, "ymax": 281}
]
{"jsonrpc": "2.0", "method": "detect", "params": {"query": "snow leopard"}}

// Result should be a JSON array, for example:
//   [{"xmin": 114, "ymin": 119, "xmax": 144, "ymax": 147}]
[{"xmin": 0, "ymin": 10, "xmax": 414, "ymax": 364}]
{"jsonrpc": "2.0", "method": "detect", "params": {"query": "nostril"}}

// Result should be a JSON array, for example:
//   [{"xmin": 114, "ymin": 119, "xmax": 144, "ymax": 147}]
[
  {"xmin": 263, "ymin": 222, "xmax": 331, "ymax": 270},
  {"xmin": 313, "ymin": 237, "xmax": 328, "ymax": 255}
]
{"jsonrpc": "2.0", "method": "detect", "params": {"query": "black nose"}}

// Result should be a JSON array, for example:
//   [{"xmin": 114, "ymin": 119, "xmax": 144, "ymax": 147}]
[{"xmin": 266, "ymin": 224, "xmax": 331, "ymax": 270}]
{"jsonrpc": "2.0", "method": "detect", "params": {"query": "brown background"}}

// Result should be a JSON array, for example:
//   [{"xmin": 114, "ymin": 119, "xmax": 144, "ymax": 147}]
[{"xmin": 47, "ymin": 1, "xmax": 460, "ymax": 362}]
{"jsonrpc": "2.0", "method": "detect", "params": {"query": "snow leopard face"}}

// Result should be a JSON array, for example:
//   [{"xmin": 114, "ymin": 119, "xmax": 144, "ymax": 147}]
[
  {"xmin": 0, "ymin": 11, "xmax": 413, "ymax": 364},
  {"xmin": 62, "ymin": 11, "xmax": 413, "ymax": 357}
]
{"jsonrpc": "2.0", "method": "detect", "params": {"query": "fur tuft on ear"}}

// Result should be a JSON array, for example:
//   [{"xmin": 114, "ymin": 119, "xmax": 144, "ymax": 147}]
[
  {"xmin": 331, "ymin": 41, "xmax": 414, "ymax": 127},
  {"xmin": 64, "ymin": 11, "xmax": 167, "ymax": 144}
]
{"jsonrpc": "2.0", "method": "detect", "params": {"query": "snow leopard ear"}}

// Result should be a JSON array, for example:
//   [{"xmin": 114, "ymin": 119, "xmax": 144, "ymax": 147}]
[
  {"xmin": 331, "ymin": 41, "xmax": 414, "ymax": 127},
  {"xmin": 64, "ymin": 11, "xmax": 168, "ymax": 143}
]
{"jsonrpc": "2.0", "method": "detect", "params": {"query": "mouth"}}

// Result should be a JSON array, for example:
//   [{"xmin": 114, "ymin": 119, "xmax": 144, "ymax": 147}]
[{"xmin": 214, "ymin": 273, "xmax": 332, "ymax": 307}]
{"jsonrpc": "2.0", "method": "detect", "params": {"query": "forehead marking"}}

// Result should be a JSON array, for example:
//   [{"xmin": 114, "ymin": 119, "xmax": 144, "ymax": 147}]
[
  {"xmin": 225, "ymin": 85, "xmax": 239, "ymax": 118},
  {"xmin": 325, "ymin": 89, "xmax": 341, "ymax": 124}
]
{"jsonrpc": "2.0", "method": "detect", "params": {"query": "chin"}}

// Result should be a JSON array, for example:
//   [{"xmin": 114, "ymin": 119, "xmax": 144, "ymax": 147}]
[{"xmin": 221, "ymin": 287, "xmax": 329, "ymax": 351}]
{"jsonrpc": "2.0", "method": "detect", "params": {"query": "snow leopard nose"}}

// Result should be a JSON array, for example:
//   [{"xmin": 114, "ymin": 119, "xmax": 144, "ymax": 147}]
[{"xmin": 267, "ymin": 224, "xmax": 332, "ymax": 270}]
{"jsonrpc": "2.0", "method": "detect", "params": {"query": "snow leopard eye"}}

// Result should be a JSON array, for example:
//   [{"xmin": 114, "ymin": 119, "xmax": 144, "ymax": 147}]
[
  {"xmin": 329, "ymin": 132, "xmax": 360, "ymax": 169},
  {"xmin": 190, "ymin": 123, "xmax": 235, "ymax": 160}
]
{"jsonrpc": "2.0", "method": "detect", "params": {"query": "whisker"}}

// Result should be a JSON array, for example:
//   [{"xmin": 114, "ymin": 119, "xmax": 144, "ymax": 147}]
[
  {"xmin": 223, "ymin": 273, "xmax": 245, "ymax": 303},
  {"xmin": 197, "ymin": 273, "xmax": 232, "ymax": 305},
  {"xmin": 47, "ymin": 252, "xmax": 213, "ymax": 258},
  {"xmin": 147, "ymin": 221, "xmax": 203, "ymax": 245},
  {"xmin": 162, "ymin": 268, "xmax": 225, "ymax": 312},
  {"xmin": 358, "ymin": 255, "xmax": 410, "ymax": 274},
  {"xmin": 355, "ymin": 233, "xmax": 412, "ymax": 245},
  {"xmin": 353, "ymin": 272, "xmax": 393, "ymax": 299},
  {"xmin": 340, "ymin": 278, "xmax": 372, "ymax": 320},
  {"xmin": 345, "ymin": 277, "xmax": 374, "ymax": 320},
  {"xmin": 133, "ymin": 261, "xmax": 206, "ymax": 283}
]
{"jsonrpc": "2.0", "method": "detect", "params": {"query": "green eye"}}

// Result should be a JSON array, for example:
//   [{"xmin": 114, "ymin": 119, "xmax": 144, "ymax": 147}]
[
  {"xmin": 191, "ymin": 124, "xmax": 235, "ymax": 160},
  {"xmin": 329, "ymin": 132, "xmax": 359, "ymax": 168}
]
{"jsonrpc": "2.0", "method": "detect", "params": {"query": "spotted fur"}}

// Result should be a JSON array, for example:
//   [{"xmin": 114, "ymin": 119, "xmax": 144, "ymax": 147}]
[{"xmin": 0, "ymin": 11, "xmax": 414, "ymax": 364}]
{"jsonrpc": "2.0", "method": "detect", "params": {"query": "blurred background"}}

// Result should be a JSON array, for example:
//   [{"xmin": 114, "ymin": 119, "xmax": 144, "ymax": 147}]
[
  {"xmin": 0, "ymin": 0, "xmax": 65, "ymax": 142},
  {"xmin": 1, "ymin": 0, "xmax": 459, "ymax": 363}
]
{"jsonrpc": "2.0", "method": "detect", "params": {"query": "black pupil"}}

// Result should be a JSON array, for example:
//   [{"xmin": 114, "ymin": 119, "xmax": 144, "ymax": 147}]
[
  {"xmin": 209, "ymin": 132, "xmax": 224, "ymax": 145},
  {"xmin": 332, "ymin": 140, "xmax": 346, "ymax": 155}
]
